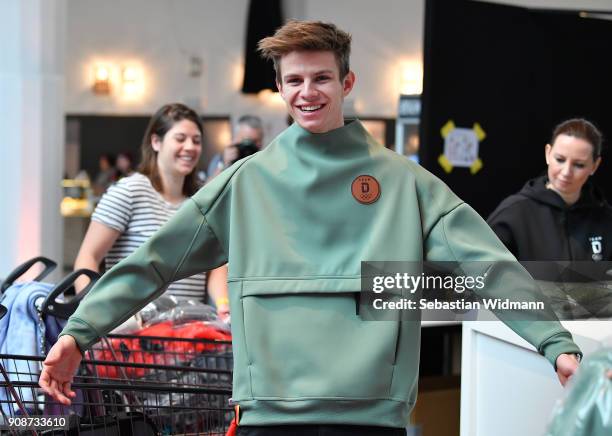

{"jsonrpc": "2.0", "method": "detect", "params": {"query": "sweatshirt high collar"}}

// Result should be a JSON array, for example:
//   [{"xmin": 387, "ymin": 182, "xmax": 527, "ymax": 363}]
[{"xmin": 279, "ymin": 120, "xmax": 374, "ymax": 157}]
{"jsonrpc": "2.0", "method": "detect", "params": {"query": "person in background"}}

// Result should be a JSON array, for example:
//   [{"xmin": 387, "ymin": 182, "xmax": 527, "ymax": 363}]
[
  {"xmin": 91, "ymin": 153, "xmax": 117, "ymax": 197},
  {"xmin": 73, "ymin": 103, "xmax": 227, "ymax": 310},
  {"xmin": 115, "ymin": 151, "xmax": 135, "ymax": 179},
  {"xmin": 207, "ymin": 114, "xmax": 264, "ymax": 179},
  {"xmin": 488, "ymin": 118, "xmax": 612, "ymax": 262}
]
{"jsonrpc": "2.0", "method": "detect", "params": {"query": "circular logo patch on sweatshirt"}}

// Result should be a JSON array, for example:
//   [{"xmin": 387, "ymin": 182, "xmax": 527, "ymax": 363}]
[{"xmin": 351, "ymin": 175, "xmax": 380, "ymax": 204}]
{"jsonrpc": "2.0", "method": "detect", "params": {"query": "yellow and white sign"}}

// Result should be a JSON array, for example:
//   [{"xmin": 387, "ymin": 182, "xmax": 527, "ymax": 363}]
[{"xmin": 439, "ymin": 120, "xmax": 485, "ymax": 174}]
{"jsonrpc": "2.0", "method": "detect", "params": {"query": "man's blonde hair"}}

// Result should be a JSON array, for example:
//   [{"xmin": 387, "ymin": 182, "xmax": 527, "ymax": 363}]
[{"xmin": 258, "ymin": 20, "xmax": 352, "ymax": 83}]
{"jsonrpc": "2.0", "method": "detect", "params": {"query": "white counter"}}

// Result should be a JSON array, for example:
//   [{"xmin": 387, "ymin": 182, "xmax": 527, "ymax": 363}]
[{"xmin": 460, "ymin": 317, "xmax": 611, "ymax": 436}]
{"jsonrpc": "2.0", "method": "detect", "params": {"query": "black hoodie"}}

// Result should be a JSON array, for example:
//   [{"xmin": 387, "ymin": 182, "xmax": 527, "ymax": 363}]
[{"xmin": 488, "ymin": 176, "xmax": 612, "ymax": 264}]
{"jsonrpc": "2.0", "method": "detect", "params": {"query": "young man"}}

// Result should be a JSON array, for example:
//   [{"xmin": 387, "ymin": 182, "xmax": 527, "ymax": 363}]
[{"xmin": 41, "ymin": 21, "xmax": 580, "ymax": 436}]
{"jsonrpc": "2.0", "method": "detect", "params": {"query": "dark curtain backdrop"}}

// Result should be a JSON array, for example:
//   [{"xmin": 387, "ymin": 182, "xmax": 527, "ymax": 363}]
[
  {"xmin": 421, "ymin": 0, "xmax": 612, "ymax": 217},
  {"xmin": 242, "ymin": 0, "xmax": 283, "ymax": 93}
]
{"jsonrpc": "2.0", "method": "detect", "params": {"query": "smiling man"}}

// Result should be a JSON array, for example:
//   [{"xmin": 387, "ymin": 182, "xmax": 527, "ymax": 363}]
[
  {"xmin": 41, "ymin": 20, "xmax": 580, "ymax": 436},
  {"xmin": 258, "ymin": 22, "xmax": 355, "ymax": 135},
  {"xmin": 275, "ymin": 50, "xmax": 353, "ymax": 133}
]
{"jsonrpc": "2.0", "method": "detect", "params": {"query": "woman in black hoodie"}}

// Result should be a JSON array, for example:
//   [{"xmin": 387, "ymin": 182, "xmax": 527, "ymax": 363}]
[{"xmin": 488, "ymin": 118, "xmax": 612, "ymax": 263}]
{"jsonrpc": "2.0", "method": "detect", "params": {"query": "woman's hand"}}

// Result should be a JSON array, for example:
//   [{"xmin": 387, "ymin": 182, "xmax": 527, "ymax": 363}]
[
  {"xmin": 215, "ymin": 298, "xmax": 231, "ymax": 322},
  {"xmin": 39, "ymin": 335, "xmax": 83, "ymax": 405},
  {"xmin": 208, "ymin": 265, "xmax": 230, "ymax": 322}
]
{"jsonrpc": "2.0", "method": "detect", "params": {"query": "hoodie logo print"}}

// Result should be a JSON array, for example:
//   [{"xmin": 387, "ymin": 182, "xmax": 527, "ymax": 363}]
[
  {"xmin": 351, "ymin": 175, "xmax": 380, "ymax": 204},
  {"xmin": 589, "ymin": 236, "xmax": 603, "ymax": 261}
]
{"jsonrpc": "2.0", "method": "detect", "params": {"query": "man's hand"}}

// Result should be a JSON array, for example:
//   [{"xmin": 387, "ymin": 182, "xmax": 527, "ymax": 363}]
[
  {"xmin": 555, "ymin": 353, "xmax": 580, "ymax": 386},
  {"xmin": 39, "ymin": 335, "xmax": 83, "ymax": 405}
]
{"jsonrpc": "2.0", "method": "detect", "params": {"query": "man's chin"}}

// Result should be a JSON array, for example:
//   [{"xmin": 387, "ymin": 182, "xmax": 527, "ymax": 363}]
[{"xmin": 296, "ymin": 120, "xmax": 328, "ymax": 134}]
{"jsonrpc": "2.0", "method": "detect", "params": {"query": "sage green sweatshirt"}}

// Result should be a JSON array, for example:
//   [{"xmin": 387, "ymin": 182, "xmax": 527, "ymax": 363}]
[{"xmin": 61, "ymin": 120, "xmax": 581, "ymax": 427}]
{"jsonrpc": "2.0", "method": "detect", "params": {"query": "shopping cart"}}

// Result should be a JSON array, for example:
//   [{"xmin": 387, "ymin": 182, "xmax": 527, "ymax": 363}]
[
  {"xmin": 0, "ymin": 259, "xmax": 234, "ymax": 435},
  {"xmin": 1, "ymin": 334, "xmax": 233, "ymax": 435}
]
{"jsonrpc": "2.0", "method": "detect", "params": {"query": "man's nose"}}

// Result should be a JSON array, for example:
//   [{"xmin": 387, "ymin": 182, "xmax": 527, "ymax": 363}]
[{"xmin": 301, "ymin": 80, "xmax": 318, "ymax": 99}]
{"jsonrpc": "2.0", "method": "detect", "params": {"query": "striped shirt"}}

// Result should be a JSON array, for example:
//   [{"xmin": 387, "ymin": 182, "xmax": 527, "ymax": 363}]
[{"xmin": 91, "ymin": 173, "xmax": 206, "ymax": 301}]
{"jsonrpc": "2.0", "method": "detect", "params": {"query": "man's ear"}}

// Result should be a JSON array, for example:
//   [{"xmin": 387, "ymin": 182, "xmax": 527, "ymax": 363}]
[
  {"xmin": 276, "ymin": 80, "xmax": 287, "ymax": 101},
  {"xmin": 343, "ymin": 71, "xmax": 355, "ymax": 97}
]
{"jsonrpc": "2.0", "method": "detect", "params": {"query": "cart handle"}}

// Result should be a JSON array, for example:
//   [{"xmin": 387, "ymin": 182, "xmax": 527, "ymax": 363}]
[
  {"xmin": 0, "ymin": 256, "xmax": 57, "ymax": 294},
  {"xmin": 40, "ymin": 269, "xmax": 100, "ymax": 320}
]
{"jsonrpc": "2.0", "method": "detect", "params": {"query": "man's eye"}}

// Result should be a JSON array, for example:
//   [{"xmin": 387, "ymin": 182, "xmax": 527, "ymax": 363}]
[
  {"xmin": 317, "ymin": 76, "xmax": 330, "ymax": 81},
  {"xmin": 555, "ymin": 158, "xmax": 565, "ymax": 163},
  {"xmin": 574, "ymin": 163, "xmax": 585, "ymax": 169}
]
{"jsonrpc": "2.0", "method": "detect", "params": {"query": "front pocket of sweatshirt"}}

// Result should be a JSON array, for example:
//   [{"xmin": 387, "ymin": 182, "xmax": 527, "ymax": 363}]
[{"xmin": 241, "ymin": 290, "xmax": 399, "ymax": 399}]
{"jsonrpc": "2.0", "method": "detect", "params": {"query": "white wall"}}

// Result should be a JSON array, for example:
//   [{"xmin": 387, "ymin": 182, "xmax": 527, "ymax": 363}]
[
  {"xmin": 65, "ymin": 0, "xmax": 424, "ymax": 139},
  {"xmin": 66, "ymin": 0, "xmax": 286, "ymax": 137},
  {"xmin": 66, "ymin": 0, "xmax": 250, "ymax": 114},
  {"xmin": 65, "ymin": 0, "xmax": 612, "ymax": 139}
]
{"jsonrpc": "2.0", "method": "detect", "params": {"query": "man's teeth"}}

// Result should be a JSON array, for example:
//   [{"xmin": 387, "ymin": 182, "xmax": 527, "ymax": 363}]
[{"xmin": 301, "ymin": 105, "xmax": 322, "ymax": 112}]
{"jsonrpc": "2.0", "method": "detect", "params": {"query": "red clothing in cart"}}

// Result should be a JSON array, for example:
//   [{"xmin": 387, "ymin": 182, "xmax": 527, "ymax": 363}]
[{"xmin": 91, "ymin": 321, "xmax": 231, "ymax": 378}]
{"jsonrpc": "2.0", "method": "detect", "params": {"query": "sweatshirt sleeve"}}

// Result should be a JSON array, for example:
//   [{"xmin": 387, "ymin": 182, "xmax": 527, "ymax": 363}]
[
  {"xmin": 60, "ymin": 163, "xmax": 245, "ymax": 351},
  {"xmin": 424, "ymin": 201, "xmax": 582, "ymax": 368}
]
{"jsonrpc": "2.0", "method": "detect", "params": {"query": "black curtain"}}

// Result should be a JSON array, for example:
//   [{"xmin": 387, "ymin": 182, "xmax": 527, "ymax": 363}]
[
  {"xmin": 421, "ymin": 0, "xmax": 612, "ymax": 217},
  {"xmin": 242, "ymin": 0, "xmax": 283, "ymax": 94}
]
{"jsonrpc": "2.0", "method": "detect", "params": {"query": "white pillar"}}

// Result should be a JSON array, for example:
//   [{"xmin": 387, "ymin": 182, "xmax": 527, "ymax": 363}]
[{"xmin": 0, "ymin": 0, "xmax": 66, "ymax": 280}]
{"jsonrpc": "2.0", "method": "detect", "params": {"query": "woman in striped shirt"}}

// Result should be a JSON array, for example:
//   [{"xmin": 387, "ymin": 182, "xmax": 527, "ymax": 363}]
[{"xmin": 74, "ymin": 103, "xmax": 229, "ymax": 318}]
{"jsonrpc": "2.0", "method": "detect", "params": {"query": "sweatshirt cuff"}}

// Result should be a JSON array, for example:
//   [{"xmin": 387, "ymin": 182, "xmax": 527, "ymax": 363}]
[
  {"xmin": 59, "ymin": 317, "xmax": 101, "ymax": 352},
  {"xmin": 539, "ymin": 331, "xmax": 582, "ymax": 369}
]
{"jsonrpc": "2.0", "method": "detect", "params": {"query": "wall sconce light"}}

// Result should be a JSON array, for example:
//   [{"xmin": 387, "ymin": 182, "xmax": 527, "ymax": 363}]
[
  {"xmin": 399, "ymin": 61, "xmax": 423, "ymax": 95},
  {"xmin": 90, "ymin": 61, "xmax": 146, "ymax": 100},
  {"xmin": 121, "ymin": 66, "xmax": 143, "ymax": 98},
  {"xmin": 92, "ymin": 65, "xmax": 111, "ymax": 95}
]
